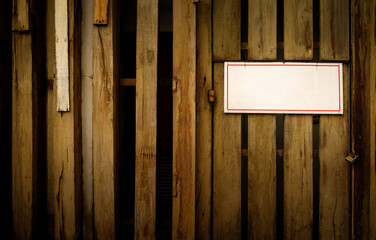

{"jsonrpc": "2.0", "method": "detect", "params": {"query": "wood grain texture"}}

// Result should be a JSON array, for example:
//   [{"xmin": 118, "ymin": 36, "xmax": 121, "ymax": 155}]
[
  {"xmin": 134, "ymin": 0, "xmax": 158, "ymax": 238},
  {"xmin": 94, "ymin": 0, "xmax": 109, "ymax": 25},
  {"xmin": 12, "ymin": 0, "xmax": 30, "ymax": 31},
  {"xmin": 248, "ymin": 116, "xmax": 276, "ymax": 239},
  {"xmin": 172, "ymin": 0, "xmax": 196, "ymax": 238},
  {"xmin": 248, "ymin": 0, "xmax": 277, "ymax": 60},
  {"xmin": 213, "ymin": 0, "xmax": 241, "ymax": 60},
  {"xmin": 320, "ymin": 0, "xmax": 350, "ymax": 60},
  {"xmin": 53, "ymin": 0, "xmax": 82, "ymax": 238},
  {"xmin": 284, "ymin": 0, "xmax": 313, "ymax": 60},
  {"xmin": 196, "ymin": 0, "xmax": 212, "ymax": 239},
  {"xmin": 213, "ymin": 63, "xmax": 241, "ymax": 240},
  {"xmin": 351, "ymin": 0, "xmax": 370, "ymax": 239},
  {"xmin": 92, "ymin": 0, "xmax": 119, "ymax": 238},
  {"xmin": 319, "ymin": 64, "xmax": 350, "ymax": 239},
  {"xmin": 284, "ymin": 115, "xmax": 313, "ymax": 240}
]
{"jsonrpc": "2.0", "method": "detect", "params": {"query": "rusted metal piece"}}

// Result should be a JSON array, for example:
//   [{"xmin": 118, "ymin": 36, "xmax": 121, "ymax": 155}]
[{"xmin": 208, "ymin": 89, "xmax": 215, "ymax": 103}]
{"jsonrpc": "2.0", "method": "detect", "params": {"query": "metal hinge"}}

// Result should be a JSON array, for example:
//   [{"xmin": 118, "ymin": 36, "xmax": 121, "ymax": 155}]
[
  {"xmin": 208, "ymin": 89, "xmax": 215, "ymax": 103},
  {"xmin": 345, "ymin": 152, "xmax": 359, "ymax": 164}
]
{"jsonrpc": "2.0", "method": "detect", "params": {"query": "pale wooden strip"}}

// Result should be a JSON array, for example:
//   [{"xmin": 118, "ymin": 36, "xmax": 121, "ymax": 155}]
[
  {"xmin": 196, "ymin": 0, "xmax": 212, "ymax": 238},
  {"xmin": 248, "ymin": 0, "xmax": 277, "ymax": 60},
  {"xmin": 134, "ymin": 0, "xmax": 158, "ymax": 238},
  {"xmin": 248, "ymin": 116, "xmax": 276, "ymax": 239},
  {"xmin": 213, "ymin": 0, "xmax": 241, "ymax": 60},
  {"xmin": 94, "ymin": 0, "xmax": 109, "ymax": 25},
  {"xmin": 92, "ymin": 0, "xmax": 119, "ymax": 238},
  {"xmin": 55, "ymin": 0, "xmax": 70, "ymax": 111},
  {"xmin": 284, "ymin": 0, "xmax": 313, "ymax": 60},
  {"xmin": 319, "ymin": 64, "xmax": 350, "ymax": 239},
  {"xmin": 320, "ymin": 0, "xmax": 349, "ymax": 60},
  {"xmin": 172, "ymin": 0, "xmax": 196, "ymax": 238},
  {"xmin": 213, "ymin": 63, "xmax": 241, "ymax": 239},
  {"xmin": 284, "ymin": 115, "xmax": 313, "ymax": 239}
]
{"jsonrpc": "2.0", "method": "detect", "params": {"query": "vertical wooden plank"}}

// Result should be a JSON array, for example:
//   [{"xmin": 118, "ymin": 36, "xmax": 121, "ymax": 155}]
[
  {"xmin": 370, "ymin": 0, "xmax": 376, "ymax": 239},
  {"xmin": 93, "ymin": 0, "xmax": 119, "ymax": 238},
  {"xmin": 12, "ymin": 0, "xmax": 30, "ymax": 31},
  {"xmin": 134, "ymin": 0, "xmax": 158, "ymax": 239},
  {"xmin": 320, "ymin": 0, "xmax": 349, "ymax": 60},
  {"xmin": 248, "ymin": 117, "xmax": 276, "ymax": 239},
  {"xmin": 284, "ymin": 115, "xmax": 313, "ymax": 239},
  {"xmin": 82, "ymin": 0, "xmax": 94, "ymax": 238},
  {"xmin": 284, "ymin": 0, "xmax": 313, "ymax": 60},
  {"xmin": 172, "ymin": 0, "xmax": 196, "ymax": 238},
  {"xmin": 319, "ymin": 65, "xmax": 350, "ymax": 239},
  {"xmin": 53, "ymin": 0, "xmax": 82, "ymax": 238},
  {"xmin": 196, "ymin": 0, "xmax": 212, "ymax": 238},
  {"xmin": 248, "ymin": 0, "xmax": 277, "ymax": 60},
  {"xmin": 213, "ymin": 63, "xmax": 241, "ymax": 240},
  {"xmin": 94, "ymin": 0, "xmax": 109, "ymax": 25},
  {"xmin": 213, "ymin": 0, "xmax": 241, "ymax": 60},
  {"xmin": 351, "ymin": 0, "xmax": 370, "ymax": 239},
  {"xmin": 247, "ymin": 1, "xmax": 277, "ymax": 239}
]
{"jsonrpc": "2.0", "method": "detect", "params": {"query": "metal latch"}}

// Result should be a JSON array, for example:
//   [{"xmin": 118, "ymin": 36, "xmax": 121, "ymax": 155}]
[
  {"xmin": 345, "ymin": 152, "xmax": 359, "ymax": 164},
  {"xmin": 208, "ymin": 89, "xmax": 215, "ymax": 103}
]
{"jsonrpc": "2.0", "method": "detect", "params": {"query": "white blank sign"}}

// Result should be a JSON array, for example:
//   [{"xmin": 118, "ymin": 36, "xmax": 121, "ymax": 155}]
[{"xmin": 224, "ymin": 62, "xmax": 343, "ymax": 114}]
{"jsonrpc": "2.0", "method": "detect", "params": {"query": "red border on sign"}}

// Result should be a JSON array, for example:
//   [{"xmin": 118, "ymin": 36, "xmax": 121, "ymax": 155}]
[{"xmin": 226, "ymin": 63, "xmax": 342, "ymax": 113}]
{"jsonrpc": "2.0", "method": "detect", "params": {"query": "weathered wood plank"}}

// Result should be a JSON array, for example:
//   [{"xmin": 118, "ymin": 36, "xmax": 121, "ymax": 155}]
[
  {"xmin": 134, "ymin": 0, "xmax": 158, "ymax": 238},
  {"xmin": 351, "ymin": 0, "xmax": 370, "ymax": 239},
  {"xmin": 213, "ymin": 0, "xmax": 241, "ymax": 60},
  {"xmin": 12, "ymin": 0, "xmax": 30, "ymax": 31},
  {"xmin": 53, "ymin": 0, "xmax": 82, "ymax": 238},
  {"xmin": 320, "ymin": 0, "xmax": 349, "ymax": 60},
  {"xmin": 94, "ymin": 0, "xmax": 109, "ymax": 25},
  {"xmin": 196, "ymin": 0, "xmax": 212, "ymax": 238},
  {"xmin": 319, "ymin": 64, "xmax": 350, "ymax": 239},
  {"xmin": 284, "ymin": 0, "xmax": 313, "ymax": 60},
  {"xmin": 248, "ymin": 116, "xmax": 276, "ymax": 239},
  {"xmin": 172, "ymin": 0, "xmax": 196, "ymax": 238},
  {"xmin": 284, "ymin": 115, "xmax": 313, "ymax": 240},
  {"xmin": 92, "ymin": 0, "xmax": 119, "ymax": 238},
  {"xmin": 213, "ymin": 63, "xmax": 241, "ymax": 240},
  {"xmin": 248, "ymin": 0, "xmax": 277, "ymax": 60}
]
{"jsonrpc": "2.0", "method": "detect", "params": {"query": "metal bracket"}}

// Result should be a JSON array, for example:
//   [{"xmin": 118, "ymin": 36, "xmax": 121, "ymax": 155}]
[
  {"xmin": 345, "ymin": 152, "xmax": 359, "ymax": 164},
  {"xmin": 208, "ymin": 89, "xmax": 215, "ymax": 103}
]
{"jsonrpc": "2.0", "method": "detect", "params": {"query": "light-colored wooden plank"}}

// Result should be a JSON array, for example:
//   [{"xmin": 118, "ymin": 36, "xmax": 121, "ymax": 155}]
[
  {"xmin": 320, "ymin": 0, "xmax": 349, "ymax": 60},
  {"xmin": 12, "ymin": 0, "xmax": 30, "ymax": 31},
  {"xmin": 319, "ymin": 64, "xmax": 350, "ymax": 239},
  {"xmin": 81, "ymin": 0, "xmax": 94, "ymax": 238},
  {"xmin": 53, "ymin": 0, "xmax": 82, "ymax": 238},
  {"xmin": 134, "ymin": 0, "xmax": 158, "ymax": 238},
  {"xmin": 351, "ymin": 0, "xmax": 371, "ymax": 239},
  {"xmin": 172, "ymin": 0, "xmax": 196, "ymax": 238},
  {"xmin": 284, "ymin": 0, "xmax": 313, "ymax": 60},
  {"xmin": 55, "ymin": 0, "xmax": 70, "ymax": 111},
  {"xmin": 92, "ymin": 0, "xmax": 119, "ymax": 238},
  {"xmin": 248, "ymin": 115, "xmax": 276, "ymax": 239},
  {"xmin": 196, "ymin": 0, "xmax": 212, "ymax": 238},
  {"xmin": 213, "ymin": 63, "xmax": 241, "ymax": 240},
  {"xmin": 248, "ymin": 0, "xmax": 277, "ymax": 60},
  {"xmin": 94, "ymin": 0, "xmax": 109, "ymax": 25},
  {"xmin": 284, "ymin": 115, "xmax": 313, "ymax": 240},
  {"xmin": 213, "ymin": 0, "xmax": 241, "ymax": 60}
]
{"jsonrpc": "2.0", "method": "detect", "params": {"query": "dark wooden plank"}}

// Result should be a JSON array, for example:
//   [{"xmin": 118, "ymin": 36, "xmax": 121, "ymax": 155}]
[
  {"xmin": 248, "ymin": 0, "xmax": 277, "ymax": 60},
  {"xmin": 351, "ymin": 0, "xmax": 371, "ymax": 239},
  {"xmin": 94, "ymin": 0, "xmax": 109, "ymax": 25},
  {"xmin": 213, "ymin": 0, "xmax": 241, "ymax": 60},
  {"xmin": 92, "ymin": 0, "xmax": 119, "ymax": 238},
  {"xmin": 213, "ymin": 63, "xmax": 241, "ymax": 240},
  {"xmin": 134, "ymin": 0, "xmax": 158, "ymax": 238},
  {"xmin": 320, "ymin": 0, "xmax": 350, "ymax": 60},
  {"xmin": 284, "ymin": 0, "xmax": 313, "ymax": 60},
  {"xmin": 196, "ymin": 0, "xmax": 212, "ymax": 238},
  {"xmin": 12, "ymin": 0, "xmax": 30, "ymax": 31},
  {"xmin": 284, "ymin": 115, "xmax": 313, "ymax": 240},
  {"xmin": 319, "ymin": 64, "xmax": 350, "ymax": 239},
  {"xmin": 172, "ymin": 0, "xmax": 196, "ymax": 238}
]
